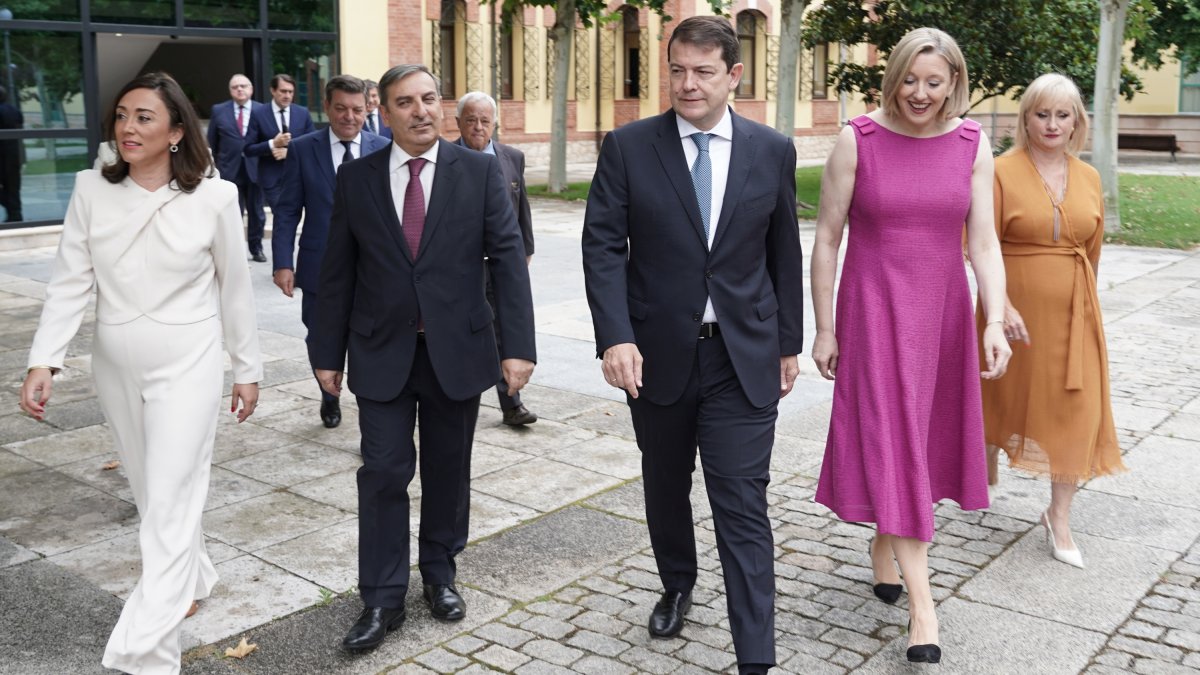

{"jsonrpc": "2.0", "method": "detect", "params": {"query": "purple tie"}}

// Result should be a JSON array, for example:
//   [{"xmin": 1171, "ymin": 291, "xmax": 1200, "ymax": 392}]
[{"xmin": 403, "ymin": 158, "xmax": 427, "ymax": 258}]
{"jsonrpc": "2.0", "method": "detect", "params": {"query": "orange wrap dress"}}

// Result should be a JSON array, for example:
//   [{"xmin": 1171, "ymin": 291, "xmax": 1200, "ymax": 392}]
[{"xmin": 978, "ymin": 150, "xmax": 1124, "ymax": 483}]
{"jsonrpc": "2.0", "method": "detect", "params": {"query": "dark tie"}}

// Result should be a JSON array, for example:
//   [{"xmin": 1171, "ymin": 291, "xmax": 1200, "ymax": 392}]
[
  {"xmin": 236, "ymin": 104, "xmax": 245, "ymax": 136},
  {"xmin": 690, "ymin": 132, "xmax": 713, "ymax": 243},
  {"xmin": 279, "ymin": 107, "xmax": 288, "ymax": 133},
  {"xmin": 340, "ymin": 140, "xmax": 354, "ymax": 166},
  {"xmin": 403, "ymin": 158, "xmax": 427, "ymax": 258},
  {"xmin": 366, "ymin": 113, "xmax": 376, "ymax": 134}
]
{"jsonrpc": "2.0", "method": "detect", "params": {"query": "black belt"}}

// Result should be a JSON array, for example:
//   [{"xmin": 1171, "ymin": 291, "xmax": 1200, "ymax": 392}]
[{"xmin": 698, "ymin": 323, "xmax": 720, "ymax": 339}]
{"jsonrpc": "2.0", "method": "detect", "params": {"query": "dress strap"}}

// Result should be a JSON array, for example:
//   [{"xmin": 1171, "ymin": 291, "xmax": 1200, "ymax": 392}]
[
  {"xmin": 850, "ymin": 115, "xmax": 876, "ymax": 135},
  {"xmin": 958, "ymin": 118, "xmax": 982, "ymax": 141}
]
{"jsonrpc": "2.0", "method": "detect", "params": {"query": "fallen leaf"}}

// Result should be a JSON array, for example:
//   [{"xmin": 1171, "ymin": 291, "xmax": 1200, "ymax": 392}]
[
  {"xmin": 224, "ymin": 637, "xmax": 258, "ymax": 659},
  {"xmin": 101, "ymin": 460, "xmax": 120, "ymax": 471},
  {"xmin": 604, "ymin": 411, "xmax": 614, "ymax": 416}
]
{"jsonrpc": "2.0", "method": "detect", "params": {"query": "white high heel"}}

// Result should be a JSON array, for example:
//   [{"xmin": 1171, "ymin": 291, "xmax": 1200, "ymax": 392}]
[{"xmin": 1041, "ymin": 510, "xmax": 1084, "ymax": 569}]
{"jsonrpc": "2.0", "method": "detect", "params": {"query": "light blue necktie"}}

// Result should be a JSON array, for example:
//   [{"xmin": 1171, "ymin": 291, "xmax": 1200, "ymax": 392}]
[{"xmin": 690, "ymin": 132, "xmax": 712, "ymax": 244}]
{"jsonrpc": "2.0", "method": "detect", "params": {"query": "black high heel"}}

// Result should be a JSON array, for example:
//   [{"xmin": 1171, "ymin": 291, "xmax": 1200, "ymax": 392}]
[
  {"xmin": 869, "ymin": 538, "xmax": 903, "ymax": 604},
  {"xmin": 906, "ymin": 619, "xmax": 942, "ymax": 663}
]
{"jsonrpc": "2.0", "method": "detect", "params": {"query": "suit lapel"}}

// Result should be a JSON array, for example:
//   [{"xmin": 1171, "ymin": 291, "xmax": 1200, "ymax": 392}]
[
  {"xmin": 711, "ymin": 113, "xmax": 755, "ymax": 252},
  {"xmin": 420, "ymin": 140, "xmax": 458, "ymax": 261},
  {"xmin": 361, "ymin": 143, "xmax": 412, "ymax": 263},
  {"xmin": 315, "ymin": 132, "xmax": 337, "ymax": 191},
  {"xmin": 650, "ymin": 111, "xmax": 707, "ymax": 248}
]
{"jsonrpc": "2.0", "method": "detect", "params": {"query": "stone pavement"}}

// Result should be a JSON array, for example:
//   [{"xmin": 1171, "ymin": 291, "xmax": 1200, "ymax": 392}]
[{"xmin": 1, "ymin": 196, "xmax": 1199, "ymax": 675}]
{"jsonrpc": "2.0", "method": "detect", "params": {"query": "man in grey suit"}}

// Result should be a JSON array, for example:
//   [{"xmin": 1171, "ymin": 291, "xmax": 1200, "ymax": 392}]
[
  {"xmin": 582, "ymin": 16, "xmax": 804, "ymax": 674},
  {"xmin": 456, "ymin": 91, "xmax": 537, "ymax": 426}
]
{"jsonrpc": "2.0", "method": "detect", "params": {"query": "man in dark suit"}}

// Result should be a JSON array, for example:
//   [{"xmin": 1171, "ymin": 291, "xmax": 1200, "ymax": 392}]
[
  {"xmin": 582, "ymin": 16, "xmax": 804, "ymax": 675},
  {"xmin": 0, "ymin": 86, "xmax": 24, "ymax": 222},
  {"xmin": 271, "ymin": 75, "xmax": 389, "ymax": 430},
  {"xmin": 455, "ymin": 90, "xmax": 537, "ymax": 426},
  {"xmin": 207, "ymin": 74, "xmax": 265, "ymax": 261},
  {"xmin": 312, "ymin": 64, "xmax": 535, "ymax": 652},
  {"xmin": 363, "ymin": 80, "xmax": 392, "ymax": 140},
  {"xmin": 244, "ymin": 73, "xmax": 316, "ymax": 222}
]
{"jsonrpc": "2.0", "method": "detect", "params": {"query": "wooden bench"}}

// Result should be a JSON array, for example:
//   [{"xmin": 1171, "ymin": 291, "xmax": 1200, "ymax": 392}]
[{"xmin": 1118, "ymin": 133, "xmax": 1180, "ymax": 161}]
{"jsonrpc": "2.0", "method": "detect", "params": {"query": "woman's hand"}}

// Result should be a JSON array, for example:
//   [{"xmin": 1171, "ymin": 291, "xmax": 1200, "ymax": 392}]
[
  {"xmin": 1003, "ymin": 302, "xmax": 1030, "ymax": 346},
  {"xmin": 230, "ymin": 383, "xmax": 259, "ymax": 423},
  {"xmin": 981, "ymin": 322, "xmax": 1012, "ymax": 380},
  {"xmin": 812, "ymin": 330, "xmax": 839, "ymax": 380},
  {"xmin": 19, "ymin": 369, "xmax": 54, "ymax": 421}
]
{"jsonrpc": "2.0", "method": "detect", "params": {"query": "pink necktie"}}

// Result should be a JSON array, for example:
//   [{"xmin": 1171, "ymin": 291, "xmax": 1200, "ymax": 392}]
[
  {"xmin": 403, "ymin": 158, "xmax": 427, "ymax": 258},
  {"xmin": 236, "ymin": 104, "xmax": 245, "ymax": 136}
]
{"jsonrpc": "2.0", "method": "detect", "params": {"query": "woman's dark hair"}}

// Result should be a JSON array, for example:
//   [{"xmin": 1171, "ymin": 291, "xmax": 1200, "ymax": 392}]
[{"xmin": 101, "ymin": 72, "xmax": 213, "ymax": 192}]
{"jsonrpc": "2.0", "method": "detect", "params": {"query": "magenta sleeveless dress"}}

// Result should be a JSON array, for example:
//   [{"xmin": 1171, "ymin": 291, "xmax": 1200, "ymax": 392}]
[{"xmin": 814, "ymin": 115, "xmax": 990, "ymax": 542}]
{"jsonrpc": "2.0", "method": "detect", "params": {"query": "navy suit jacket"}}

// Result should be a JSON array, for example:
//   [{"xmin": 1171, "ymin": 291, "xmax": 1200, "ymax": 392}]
[
  {"xmin": 244, "ymin": 103, "xmax": 316, "ymax": 192},
  {"xmin": 582, "ymin": 109, "xmax": 804, "ymax": 408},
  {"xmin": 363, "ymin": 111, "xmax": 392, "ymax": 140},
  {"xmin": 272, "ymin": 129, "xmax": 391, "ymax": 292},
  {"xmin": 311, "ymin": 139, "xmax": 536, "ymax": 402},
  {"xmin": 207, "ymin": 100, "xmax": 259, "ymax": 182},
  {"xmin": 456, "ymin": 138, "xmax": 534, "ymax": 257}
]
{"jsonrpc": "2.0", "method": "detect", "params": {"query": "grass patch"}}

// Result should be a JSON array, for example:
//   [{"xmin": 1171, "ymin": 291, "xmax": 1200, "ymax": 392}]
[
  {"xmin": 795, "ymin": 166, "xmax": 822, "ymax": 220},
  {"xmin": 528, "ymin": 182, "xmax": 591, "ymax": 201},
  {"xmin": 1111, "ymin": 174, "xmax": 1200, "ymax": 249},
  {"xmin": 25, "ymin": 155, "xmax": 89, "ymax": 176}
]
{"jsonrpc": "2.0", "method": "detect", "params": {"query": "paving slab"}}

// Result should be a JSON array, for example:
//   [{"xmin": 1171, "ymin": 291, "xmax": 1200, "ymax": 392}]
[
  {"xmin": 203, "ymin": 491, "xmax": 353, "ymax": 552},
  {"xmin": 0, "ymin": 534, "xmax": 37, "ymax": 568},
  {"xmin": 0, "ymin": 447, "xmax": 41, "ymax": 478},
  {"xmin": 254, "ymin": 518, "xmax": 359, "ymax": 593},
  {"xmin": 1088, "ymin": 435, "xmax": 1200, "ymax": 510},
  {"xmin": 290, "ymin": 468, "xmax": 360, "ymax": 513},
  {"xmin": 458, "ymin": 506, "xmax": 648, "ymax": 602},
  {"xmin": 854, "ymin": 597, "xmax": 1108, "ymax": 674},
  {"xmin": 472, "ymin": 456, "xmax": 622, "ymax": 512},
  {"xmin": 0, "ymin": 558, "xmax": 122, "ymax": 675},
  {"xmin": 545, "ymin": 433, "xmax": 643, "ymax": 480},
  {"xmin": 0, "ymin": 470, "xmax": 138, "ymax": 556},
  {"xmin": 960, "ymin": 528, "xmax": 1176, "ymax": 633},
  {"xmin": 219, "ymin": 439, "xmax": 362, "ymax": 488}
]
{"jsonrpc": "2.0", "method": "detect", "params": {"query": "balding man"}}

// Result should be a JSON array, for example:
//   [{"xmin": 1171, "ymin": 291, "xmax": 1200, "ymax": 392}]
[
  {"xmin": 208, "ymin": 74, "xmax": 266, "ymax": 261},
  {"xmin": 456, "ymin": 91, "xmax": 537, "ymax": 426}
]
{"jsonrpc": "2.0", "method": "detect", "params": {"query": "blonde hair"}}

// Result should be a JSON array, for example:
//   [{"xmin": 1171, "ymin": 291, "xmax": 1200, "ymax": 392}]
[
  {"xmin": 1010, "ymin": 73, "xmax": 1089, "ymax": 156},
  {"xmin": 879, "ymin": 27, "xmax": 969, "ymax": 121}
]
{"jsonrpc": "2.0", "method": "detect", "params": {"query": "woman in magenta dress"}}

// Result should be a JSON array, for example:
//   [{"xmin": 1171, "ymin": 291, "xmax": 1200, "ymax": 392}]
[{"xmin": 810, "ymin": 27, "xmax": 1011, "ymax": 663}]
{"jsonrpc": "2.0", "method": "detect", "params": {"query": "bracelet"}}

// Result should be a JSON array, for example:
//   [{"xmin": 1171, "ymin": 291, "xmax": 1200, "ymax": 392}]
[
  {"xmin": 27, "ymin": 365, "xmax": 58, "ymax": 374},
  {"xmin": 986, "ymin": 320, "xmax": 1004, "ymax": 326}
]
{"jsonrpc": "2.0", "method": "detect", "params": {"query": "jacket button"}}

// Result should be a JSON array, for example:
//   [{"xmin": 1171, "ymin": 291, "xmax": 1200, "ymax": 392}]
[
  {"xmin": 692, "ymin": 313, "xmax": 701, "ymax": 322},
  {"xmin": 414, "ymin": 274, "xmax": 421, "ymax": 283},
  {"xmin": 705, "ymin": 270, "xmax": 713, "ymax": 279}
]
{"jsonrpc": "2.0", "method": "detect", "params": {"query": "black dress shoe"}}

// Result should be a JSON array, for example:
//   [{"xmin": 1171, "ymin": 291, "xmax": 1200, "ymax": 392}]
[
  {"xmin": 648, "ymin": 589, "xmax": 691, "ymax": 638},
  {"xmin": 906, "ymin": 644, "xmax": 942, "ymax": 663},
  {"xmin": 502, "ymin": 405, "xmax": 538, "ymax": 426},
  {"xmin": 423, "ymin": 584, "xmax": 466, "ymax": 621},
  {"xmin": 342, "ymin": 606, "xmax": 405, "ymax": 651},
  {"xmin": 251, "ymin": 250, "xmax": 268, "ymax": 263},
  {"xmin": 320, "ymin": 399, "xmax": 341, "ymax": 428}
]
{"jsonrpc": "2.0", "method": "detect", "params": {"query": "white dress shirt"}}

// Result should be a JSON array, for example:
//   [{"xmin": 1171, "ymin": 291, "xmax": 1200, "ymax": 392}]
[
  {"xmin": 677, "ymin": 106, "xmax": 733, "ymax": 324},
  {"xmin": 389, "ymin": 141, "xmax": 439, "ymax": 226},
  {"xmin": 271, "ymin": 100, "xmax": 290, "ymax": 133},
  {"xmin": 329, "ymin": 129, "xmax": 363, "ymax": 171}
]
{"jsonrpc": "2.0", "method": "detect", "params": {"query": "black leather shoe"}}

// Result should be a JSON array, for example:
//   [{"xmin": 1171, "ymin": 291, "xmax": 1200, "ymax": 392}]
[
  {"xmin": 320, "ymin": 399, "xmax": 341, "ymax": 428},
  {"xmin": 423, "ymin": 584, "xmax": 466, "ymax": 621},
  {"xmin": 906, "ymin": 644, "xmax": 942, "ymax": 663},
  {"xmin": 648, "ymin": 589, "xmax": 691, "ymax": 638},
  {"xmin": 869, "ymin": 538, "xmax": 903, "ymax": 604},
  {"xmin": 502, "ymin": 405, "xmax": 538, "ymax": 426},
  {"xmin": 251, "ymin": 250, "xmax": 267, "ymax": 263},
  {"xmin": 342, "ymin": 606, "xmax": 405, "ymax": 651}
]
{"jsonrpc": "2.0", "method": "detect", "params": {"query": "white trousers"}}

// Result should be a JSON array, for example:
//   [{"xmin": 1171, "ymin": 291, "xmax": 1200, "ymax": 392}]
[{"xmin": 93, "ymin": 316, "xmax": 223, "ymax": 675}]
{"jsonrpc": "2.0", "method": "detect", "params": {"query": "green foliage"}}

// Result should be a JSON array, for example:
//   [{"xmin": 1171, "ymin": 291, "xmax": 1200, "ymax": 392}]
[
  {"xmin": 1129, "ymin": 0, "xmax": 1200, "ymax": 77},
  {"xmin": 800, "ymin": 0, "xmax": 1146, "ymax": 111},
  {"xmin": 528, "ymin": 181, "xmax": 591, "ymax": 201},
  {"xmin": 796, "ymin": 166, "xmax": 821, "ymax": 220}
]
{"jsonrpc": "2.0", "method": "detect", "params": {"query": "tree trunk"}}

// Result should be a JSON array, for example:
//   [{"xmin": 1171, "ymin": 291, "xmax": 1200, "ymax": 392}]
[
  {"xmin": 548, "ymin": 0, "xmax": 574, "ymax": 193},
  {"xmin": 774, "ymin": 0, "xmax": 806, "ymax": 137},
  {"xmin": 1094, "ymin": 0, "xmax": 1128, "ymax": 233}
]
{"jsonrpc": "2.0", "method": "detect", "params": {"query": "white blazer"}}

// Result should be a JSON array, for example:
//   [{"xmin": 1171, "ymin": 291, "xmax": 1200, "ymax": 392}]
[{"xmin": 27, "ymin": 170, "xmax": 263, "ymax": 384}]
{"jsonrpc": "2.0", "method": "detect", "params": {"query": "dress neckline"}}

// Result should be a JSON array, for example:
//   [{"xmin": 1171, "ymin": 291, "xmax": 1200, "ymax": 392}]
[{"xmin": 865, "ymin": 115, "xmax": 968, "ymax": 140}]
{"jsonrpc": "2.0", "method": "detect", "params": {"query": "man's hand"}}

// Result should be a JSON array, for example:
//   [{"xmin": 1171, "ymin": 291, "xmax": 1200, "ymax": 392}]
[
  {"xmin": 779, "ymin": 355, "xmax": 799, "ymax": 398},
  {"xmin": 602, "ymin": 343, "xmax": 643, "ymax": 399},
  {"xmin": 272, "ymin": 131, "xmax": 292, "ymax": 148},
  {"xmin": 270, "ymin": 146, "xmax": 288, "ymax": 161},
  {"xmin": 315, "ymin": 369, "xmax": 343, "ymax": 397},
  {"xmin": 273, "ymin": 269, "xmax": 295, "ymax": 297},
  {"xmin": 501, "ymin": 358, "xmax": 534, "ymax": 395}
]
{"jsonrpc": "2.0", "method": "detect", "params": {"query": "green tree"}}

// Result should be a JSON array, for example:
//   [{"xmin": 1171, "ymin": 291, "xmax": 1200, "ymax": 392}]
[
  {"xmin": 487, "ymin": 0, "xmax": 726, "ymax": 192},
  {"xmin": 1130, "ymin": 0, "xmax": 1200, "ymax": 76},
  {"xmin": 799, "ymin": 0, "xmax": 1145, "ymax": 109}
]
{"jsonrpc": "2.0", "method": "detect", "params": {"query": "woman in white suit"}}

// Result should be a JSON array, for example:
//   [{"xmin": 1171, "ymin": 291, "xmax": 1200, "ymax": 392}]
[{"xmin": 18, "ymin": 73, "xmax": 262, "ymax": 675}]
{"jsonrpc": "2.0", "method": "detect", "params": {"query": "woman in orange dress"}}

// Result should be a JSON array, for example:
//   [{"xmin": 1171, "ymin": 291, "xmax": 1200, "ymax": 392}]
[{"xmin": 981, "ymin": 73, "xmax": 1124, "ymax": 569}]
